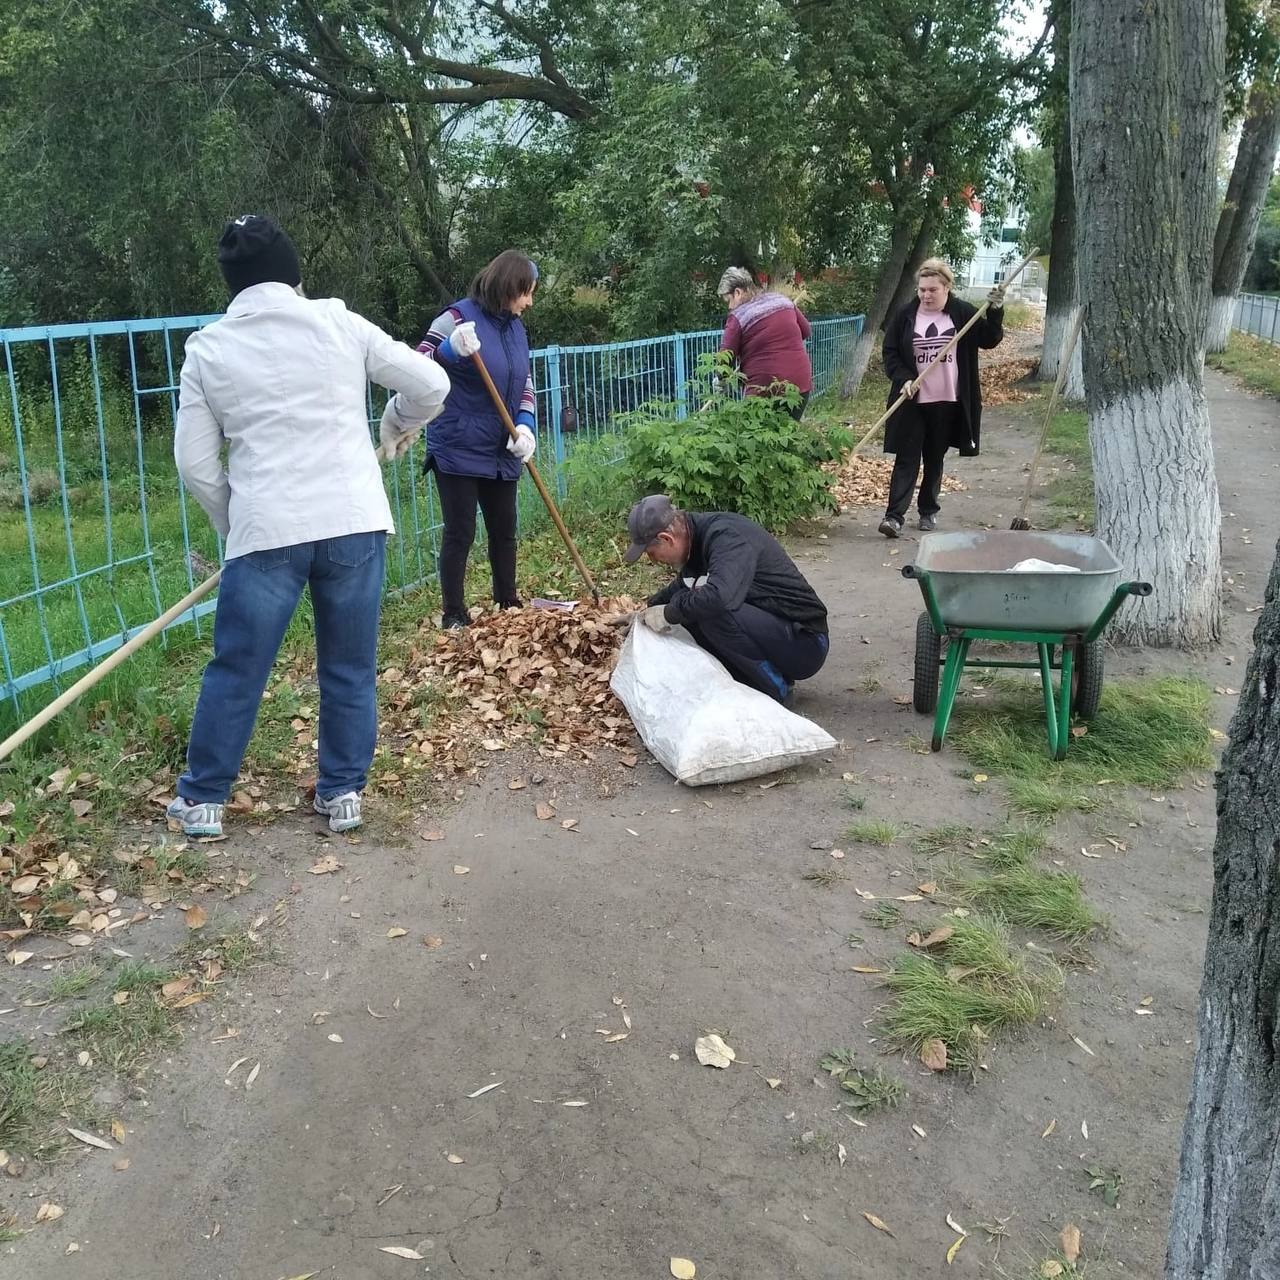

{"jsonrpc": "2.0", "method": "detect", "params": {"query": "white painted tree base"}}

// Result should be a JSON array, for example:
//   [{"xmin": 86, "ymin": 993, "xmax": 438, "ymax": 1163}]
[
  {"xmin": 1091, "ymin": 379, "xmax": 1221, "ymax": 646},
  {"xmin": 1204, "ymin": 293, "xmax": 1236, "ymax": 354},
  {"xmin": 1039, "ymin": 305, "xmax": 1073, "ymax": 382}
]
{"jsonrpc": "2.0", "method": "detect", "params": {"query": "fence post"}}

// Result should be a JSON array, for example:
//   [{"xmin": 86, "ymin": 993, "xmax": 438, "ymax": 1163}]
[
  {"xmin": 546, "ymin": 345, "xmax": 566, "ymax": 499},
  {"xmin": 673, "ymin": 333, "xmax": 688, "ymax": 421}
]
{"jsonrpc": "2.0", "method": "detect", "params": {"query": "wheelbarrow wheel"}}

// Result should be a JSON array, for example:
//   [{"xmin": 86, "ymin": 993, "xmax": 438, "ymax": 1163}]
[
  {"xmin": 913, "ymin": 611, "xmax": 942, "ymax": 713},
  {"xmin": 1070, "ymin": 637, "xmax": 1104, "ymax": 721}
]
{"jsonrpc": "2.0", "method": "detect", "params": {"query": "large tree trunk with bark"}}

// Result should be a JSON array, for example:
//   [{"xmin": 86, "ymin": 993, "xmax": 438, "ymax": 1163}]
[
  {"xmin": 886, "ymin": 209, "xmax": 938, "ymax": 321},
  {"xmin": 839, "ymin": 209, "xmax": 920, "ymax": 398},
  {"xmin": 1165, "ymin": 541, "xmax": 1280, "ymax": 1277},
  {"xmin": 1071, "ymin": 0, "xmax": 1224, "ymax": 647},
  {"xmin": 1040, "ymin": 5, "xmax": 1078, "ymax": 384},
  {"xmin": 1206, "ymin": 79, "xmax": 1280, "ymax": 352}
]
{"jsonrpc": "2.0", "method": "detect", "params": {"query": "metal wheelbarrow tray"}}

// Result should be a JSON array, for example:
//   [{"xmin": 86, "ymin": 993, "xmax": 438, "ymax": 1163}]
[{"xmin": 902, "ymin": 531, "xmax": 1152, "ymax": 760}]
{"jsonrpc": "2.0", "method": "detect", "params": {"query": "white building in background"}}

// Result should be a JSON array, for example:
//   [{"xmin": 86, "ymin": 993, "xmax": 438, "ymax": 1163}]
[{"xmin": 954, "ymin": 202, "xmax": 1045, "ymax": 303}]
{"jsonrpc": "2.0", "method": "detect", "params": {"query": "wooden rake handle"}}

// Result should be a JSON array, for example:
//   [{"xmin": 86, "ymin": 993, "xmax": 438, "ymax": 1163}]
[{"xmin": 468, "ymin": 351, "xmax": 601, "ymax": 602}]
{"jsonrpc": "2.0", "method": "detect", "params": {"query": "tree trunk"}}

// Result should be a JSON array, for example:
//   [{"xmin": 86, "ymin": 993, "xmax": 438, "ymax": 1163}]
[
  {"xmin": 887, "ymin": 210, "xmax": 937, "ymax": 321},
  {"xmin": 1165, "ymin": 539, "xmax": 1280, "ymax": 1277},
  {"xmin": 1071, "ymin": 0, "xmax": 1224, "ymax": 647},
  {"xmin": 1206, "ymin": 80, "xmax": 1280, "ymax": 353},
  {"xmin": 1177, "ymin": 0, "xmax": 1228, "ymax": 353},
  {"xmin": 840, "ymin": 209, "xmax": 919, "ymax": 398},
  {"xmin": 1040, "ymin": 4, "xmax": 1078, "ymax": 383}
]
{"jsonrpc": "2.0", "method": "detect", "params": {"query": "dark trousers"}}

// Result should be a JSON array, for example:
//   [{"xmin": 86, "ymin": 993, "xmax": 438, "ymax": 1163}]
[
  {"xmin": 886, "ymin": 401, "xmax": 960, "ymax": 522},
  {"xmin": 685, "ymin": 603, "xmax": 829, "ymax": 702},
  {"xmin": 434, "ymin": 471, "xmax": 519, "ymax": 617},
  {"xmin": 784, "ymin": 392, "xmax": 811, "ymax": 421}
]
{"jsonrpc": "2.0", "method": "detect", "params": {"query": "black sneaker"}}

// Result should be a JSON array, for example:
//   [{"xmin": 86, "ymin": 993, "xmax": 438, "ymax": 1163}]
[
  {"xmin": 918, "ymin": 513, "xmax": 938, "ymax": 532},
  {"xmin": 878, "ymin": 516, "xmax": 902, "ymax": 539},
  {"xmin": 497, "ymin": 597, "xmax": 524, "ymax": 611},
  {"xmin": 440, "ymin": 611, "xmax": 469, "ymax": 631}
]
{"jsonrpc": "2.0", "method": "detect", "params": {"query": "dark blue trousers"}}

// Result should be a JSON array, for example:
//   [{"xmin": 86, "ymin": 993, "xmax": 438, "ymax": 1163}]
[{"xmin": 685, "ymin": 603, "xmax": 828, "ymax": 702}]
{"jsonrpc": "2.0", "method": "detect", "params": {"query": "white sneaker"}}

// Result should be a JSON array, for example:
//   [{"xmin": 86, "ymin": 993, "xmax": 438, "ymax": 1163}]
[
  {"xmin": 166, "ymin": 796, "xmax": 224, "ymax": 838},
  {"xmin": 314, "ymin": 790, "xmax": 362, "ymax": 833}
]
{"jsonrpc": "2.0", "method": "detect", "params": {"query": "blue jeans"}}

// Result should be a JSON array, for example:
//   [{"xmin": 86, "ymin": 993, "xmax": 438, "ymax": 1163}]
[{"xmin": 179, "ymin": 532, "xmax": 387, "ymax": 804}]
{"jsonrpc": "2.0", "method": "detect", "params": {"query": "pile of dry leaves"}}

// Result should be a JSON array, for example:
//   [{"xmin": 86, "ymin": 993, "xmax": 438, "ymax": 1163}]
[
  {"xmin": 824, "ymin": 453, "xmax": 965, "ymax": 511},
  {"xmin": 980, "ymin": 355, "xmax": 1040, "ymax": 406},
  {"xmin": 377, "ymin": 598, "xmax": 644, "ymax": 780}
]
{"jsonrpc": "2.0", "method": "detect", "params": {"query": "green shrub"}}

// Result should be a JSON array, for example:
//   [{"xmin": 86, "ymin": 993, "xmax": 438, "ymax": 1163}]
[{"xmin": 619, "ymin": 369, "xmax": 852, "ymax": 530}]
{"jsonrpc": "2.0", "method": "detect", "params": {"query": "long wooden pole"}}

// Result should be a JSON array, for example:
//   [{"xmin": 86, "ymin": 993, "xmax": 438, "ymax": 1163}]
[
  {"xmin": 850, "ymin": 247, "xmax": 1040, "ymax": 456},
  {"xmin": 469, "ymin": 351, "xmax": 601, "ymax": 602},
  {"xmin": 1011, "ymin": 306, "xmax": 1085, "ymax": 530},
  {"xmin": 0, "ymin": 442, "xmax": 391, "ymax": 764}
]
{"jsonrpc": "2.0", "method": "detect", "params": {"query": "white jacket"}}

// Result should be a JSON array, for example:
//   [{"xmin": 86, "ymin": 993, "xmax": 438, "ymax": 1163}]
[{"xmin": 174, "ymin": 282, "xmax": 450, "ymax": 559}]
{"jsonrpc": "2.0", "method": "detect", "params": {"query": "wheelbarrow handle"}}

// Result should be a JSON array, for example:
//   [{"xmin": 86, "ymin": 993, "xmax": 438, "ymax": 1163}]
[
  {"xmin": 1082, "ymin": 580, "xmax": 1154, "ymax": 643},
  {"xmin": 1122, "ymin": 581, "xmax": 1154, "ymax": 597}
]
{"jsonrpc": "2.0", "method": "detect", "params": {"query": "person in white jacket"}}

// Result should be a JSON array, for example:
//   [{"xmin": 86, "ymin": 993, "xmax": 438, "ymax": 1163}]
[{"xmin": 169, "ymin": 215, "xmax": 450, "ymax": 838}]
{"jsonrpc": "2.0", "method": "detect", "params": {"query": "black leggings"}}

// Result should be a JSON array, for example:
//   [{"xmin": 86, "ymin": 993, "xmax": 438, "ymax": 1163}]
[
  {"xmin": 886, "ymin": 401, "xmax": 961, "ymax": 522},
  {"xmin": 434, "ymin": 471, "xmax": 519, "ymax": 616}
]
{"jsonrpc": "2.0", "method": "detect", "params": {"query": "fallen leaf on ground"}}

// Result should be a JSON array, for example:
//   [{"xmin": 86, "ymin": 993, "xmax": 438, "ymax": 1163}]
[
  {"xmin": 6, "ymin": 951, "xmax": 33, "ymax": 966},
  {"xmin": 972, "ymin": 774, "xmax": 988, "ymax": 783},
  {"xmin": 1041, "ymin": 1118, "xmax": 1057, "ymax": 1139},
  {"xmin": 947, "ymin": 1235, "xmax": 966, "ymax": 1264},
  {"xmin": 10, "ymin": 876, "xmax": 40, "ymax": 895},
  {"xmin": 380, "ymin": 1246, "xmax": 425, "ymax": 1260},
  {"xmin": 110, "ymin": 1119, "xmax": 126, "ymax": 1144},
  {"xmin": 386, "ymin": 927, "xmax": 408, "ymax": 938},
  {"xmin": 1041, "ymin": 1262, "xmax": 1064, "ymax": 1279},
  {"xmin": 694, "ymin": 1033, "xmax": 736, "ymax": 1069},
  {"xmin": 765, "ymin": 1078, "xmax": 781, "ymax": 1089},
  {"xmin": 508, "ymin": 778, "xmax": 527, "ymax": 790},
  {"xmin": 67, "ymin": 1127, "xmax": 112, "ymax": 1151},
  {"xmin": 863, "ymin": 1211, "xmax": 894, "ymax": 1237},
  {"xmin": 422, "ymin": 935, "xmax": 444, "ymax": 949},
  {"xmin": 670, "ymin": 1258, "xmax": 697, "ymax": 1279},
  {"xmin": 1071, "ymin": 1035, "xmax": 1095, "ymax": 1057},
  {"xmin": 35, "ymin": 1202, "xmax": 65, "ymax": 1223},
  {"xmin": 467, "ymin": 1082, "xmax": 503, "ymax": 1098},
  {"xmin": 920, "ymin": 1038, "xmax": 948, "ymax": 1072},
  {"xmin": 946, "ymin": 1213, "xmax": 967, "ymax": 1236},
  {"xmin": 113, "ymin": 1158, "xmax": 129, "ymax": 1171},
  {"xmin": 184, "ymin": 904, "xmax": 208, "ymax": 929},
  {"xmin": 561, "ymin": 1099, "xmax": 588, "ymax": 1107},
  {"xmin": 851, "ymin": 965, "xmax": 886, "ymax": 974},
  {"xmin": 912, "ymin": 1124, "xmax": 927, "ymax": 1139},
  {"xmin": 838, "ymin": 1142, "xmax": 847, "ymax": 1167},
  {"xmin": 245, "ymin": 1061, "xmax": 261, "ymax": 1089},
  {"xmin": 421, "ymin": 829, "xmax": 445, "ymax": 841},
  {"xmin": 560, "ymin": 818, "xmax": 579, "ymax": 830},
  {"xmin": 911, "ymin": 926, "xmax": 954, "ymax": 950},
  {"xmin": 327, "ymin": 1034, "xmax": 343, "ymax": 1044},
  {"xmin": 445, "ymin": 1153, "xmax": 464, "ymax": 1164},
  {"xmin": 307, "ymin": 855, "xmax": 343, "ymax": 875},
  {"xmin": 162, "ymin": 976, "xmax": 194, "ymax": 999},
  {"xmin": 1060, "ymin": 1223, "xmax": 1081, "ymax": 1263},
  {"xmin": 452, "ymin": 865, "xmax": 470, "ymax": 876},
  {"xmin": 535, "ymin": 802, "xmax": 556, "ymax": 820},
  {"xmin": 918, "ymin": 881, "xmax": 938, "ymax": 895},
  {"xmin": 1081, "ymin": 1119, "xmax": 1089, "ymax": 1140}
]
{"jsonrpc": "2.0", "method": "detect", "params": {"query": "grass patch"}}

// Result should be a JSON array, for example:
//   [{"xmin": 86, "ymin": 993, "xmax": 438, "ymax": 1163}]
[
  {"xmin": 951, "ymin": 676, "xmax": 1212, "ymax": 814},
  {"xmin": 844, "ymin": 791, "xmax": 867, "ymax": 811},
  {"xmin": 883, "ymin": 916, "xmax": 1062, "ymax": 1073},
  {"xmin": 803, "ymin": 866, "xmax": 847, "ymax": 889},
  {"xmin": 0, "ymin": 1040, "xmax": 96, "ymax": 1159},
  {"xmin": 46, "ymin": 963, "xmax": 102, "ymax": 1002},
  {"xmin": 865, "ymin": 902, "xmax": 904, "ymax": 929},
  {"xmin": 914, "ymin": 823, "xmax": 977, "ymax": 856},
  {"xmin": 844, "ymin": 819, "xmax": 901, "ymax": 847},
  {"xmin": 1041, "ymin": 406, "xmax": 1094, "ymax": 529},
  {"xmin": 978, "ymin": 825, "xmax": 1049, "ymax": 869},
  {"xmin": 818, "ymin": 1049, "xmax": 905, "ymax": 1111},
  {"xmin": 951, "ymin": 866, "xmax": 1102, "ymax": 940},
  {"xmin": 1207, "ymin": 330, "xmax": 1280, "ymax": 398},
  {"xmin": 67, "ymin": 963, "xmax": 181, "ymax": 1071}
]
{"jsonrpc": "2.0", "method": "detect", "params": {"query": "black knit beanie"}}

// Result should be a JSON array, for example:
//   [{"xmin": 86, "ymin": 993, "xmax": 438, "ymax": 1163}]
[{"xmin": 217, "ymin": 215, "xmax": 301, "ymax": 297}]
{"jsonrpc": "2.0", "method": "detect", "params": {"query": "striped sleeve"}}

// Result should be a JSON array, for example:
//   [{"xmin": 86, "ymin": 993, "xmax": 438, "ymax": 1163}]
[
  {"xmin": 416, "ymin": 307, "xmax": 464, "ymax": 360},
  {"xmin": 519, "ymin": 375, "xmax": 536, "ymax": 418}
]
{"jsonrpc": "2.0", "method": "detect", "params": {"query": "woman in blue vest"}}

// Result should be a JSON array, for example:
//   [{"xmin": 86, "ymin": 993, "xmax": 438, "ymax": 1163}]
[{"xmin": 416, "ymin": 250, "xmax": 539, "ymax": 629}]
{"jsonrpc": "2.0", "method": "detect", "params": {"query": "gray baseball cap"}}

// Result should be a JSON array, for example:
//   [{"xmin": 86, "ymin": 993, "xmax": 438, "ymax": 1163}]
[{"xmin": 624, "ymin": 494, "xmax": 677, "ymax": 562}]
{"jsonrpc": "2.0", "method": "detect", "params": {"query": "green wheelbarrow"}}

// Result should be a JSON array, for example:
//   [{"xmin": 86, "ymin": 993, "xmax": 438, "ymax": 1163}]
[{"xmin": 902, "ymin": 531, "xmax": 1152, "ymax": 760}]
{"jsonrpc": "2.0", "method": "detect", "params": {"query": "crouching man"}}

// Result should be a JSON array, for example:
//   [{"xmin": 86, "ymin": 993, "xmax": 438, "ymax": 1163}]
[{"xmin": 616, "ymin": 495, "xmax": 829, "ymax": 702}]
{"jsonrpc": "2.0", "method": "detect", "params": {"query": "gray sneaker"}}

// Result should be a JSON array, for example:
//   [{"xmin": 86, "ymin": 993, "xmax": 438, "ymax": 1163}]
[
  {"xmin": 314, "ymin": 790, "xmax": 362, "ymax": 833},
  {"xmin": 166, "ymin": 796, "xmax": 224, "ymax": 838},
  {"xmin": 918, "ymin": 513, "xmax": 938, "ymax": 532},
  {"xmin": 878, "ymin": 516, "xmax": 902, "ymax": 539}
]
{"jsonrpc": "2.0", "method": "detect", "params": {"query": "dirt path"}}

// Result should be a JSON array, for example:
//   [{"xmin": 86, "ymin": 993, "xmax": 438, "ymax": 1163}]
[{"xmin": 9, "ymin": 369, "xmax": 1277, "ymax": 1279}]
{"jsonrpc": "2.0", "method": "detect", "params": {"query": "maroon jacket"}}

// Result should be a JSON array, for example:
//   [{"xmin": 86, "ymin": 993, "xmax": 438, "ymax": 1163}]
[{"xmin": 719, "ymin": 293, "xmax": 813, "ymax": 396}]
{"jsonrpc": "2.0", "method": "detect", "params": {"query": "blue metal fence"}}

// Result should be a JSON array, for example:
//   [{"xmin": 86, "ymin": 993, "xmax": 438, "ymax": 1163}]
[
  {"xmin": 0, "ymin": 311, "xmax": 862, "ymax": 710},
  {"xmin": 1233, "ymin": 292, "xmax": 1280, "ymax": 343}
]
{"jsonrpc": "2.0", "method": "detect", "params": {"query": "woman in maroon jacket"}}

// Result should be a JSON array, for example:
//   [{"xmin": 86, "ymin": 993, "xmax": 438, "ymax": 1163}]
[{"xmin": 716, "ymin": 267, "xmax": 813, "ymax": 418}]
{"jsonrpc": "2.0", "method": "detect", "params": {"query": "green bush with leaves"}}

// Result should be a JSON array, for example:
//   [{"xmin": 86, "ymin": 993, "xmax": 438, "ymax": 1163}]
[{"xmin": 619, "ymin": 368, "xmax": 852, "ymax": 530}]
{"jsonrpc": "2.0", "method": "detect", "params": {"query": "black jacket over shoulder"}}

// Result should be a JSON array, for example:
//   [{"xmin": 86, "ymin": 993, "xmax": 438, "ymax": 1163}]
[
  {"xmin": 647, "ymin": 512, "xmax": 828, "ymax": 635},
  {"xmin": 881, "ymin": 296, "xmax": 1003, "ymax": 458}
]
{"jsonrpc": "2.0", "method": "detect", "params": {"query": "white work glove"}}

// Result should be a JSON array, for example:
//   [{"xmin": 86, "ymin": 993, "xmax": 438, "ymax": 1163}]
[
  {"xmin": 378, "ymin": 400, "xmax": 420, "ymax": 460},
  {"xmin": 901, "ymin": 379, "xmax": 917, "ymax": 399},
  {"xmin": 986, "ymin": 286, "xmax": 1005, "ymax": 309},
  {"xmin": 642, "ymin": 605, "xmax": 673, "ymax": 634},
  {"xmin": 449, "ymin": 320, "xmax": 481, "ymax": 358},
  {"xmin": 506, "ymin": 424, "xmax": 536, "ymax": 463}
]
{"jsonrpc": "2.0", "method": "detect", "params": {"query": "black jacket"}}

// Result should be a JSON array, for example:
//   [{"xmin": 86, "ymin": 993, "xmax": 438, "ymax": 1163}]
[
  {"xmin": 647, "ymin": 512, "xmax": 828, "ymax": 635},
  {"xmin": 881, "ymin": 296, "xmax": 1003, "ymax": 457}
]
